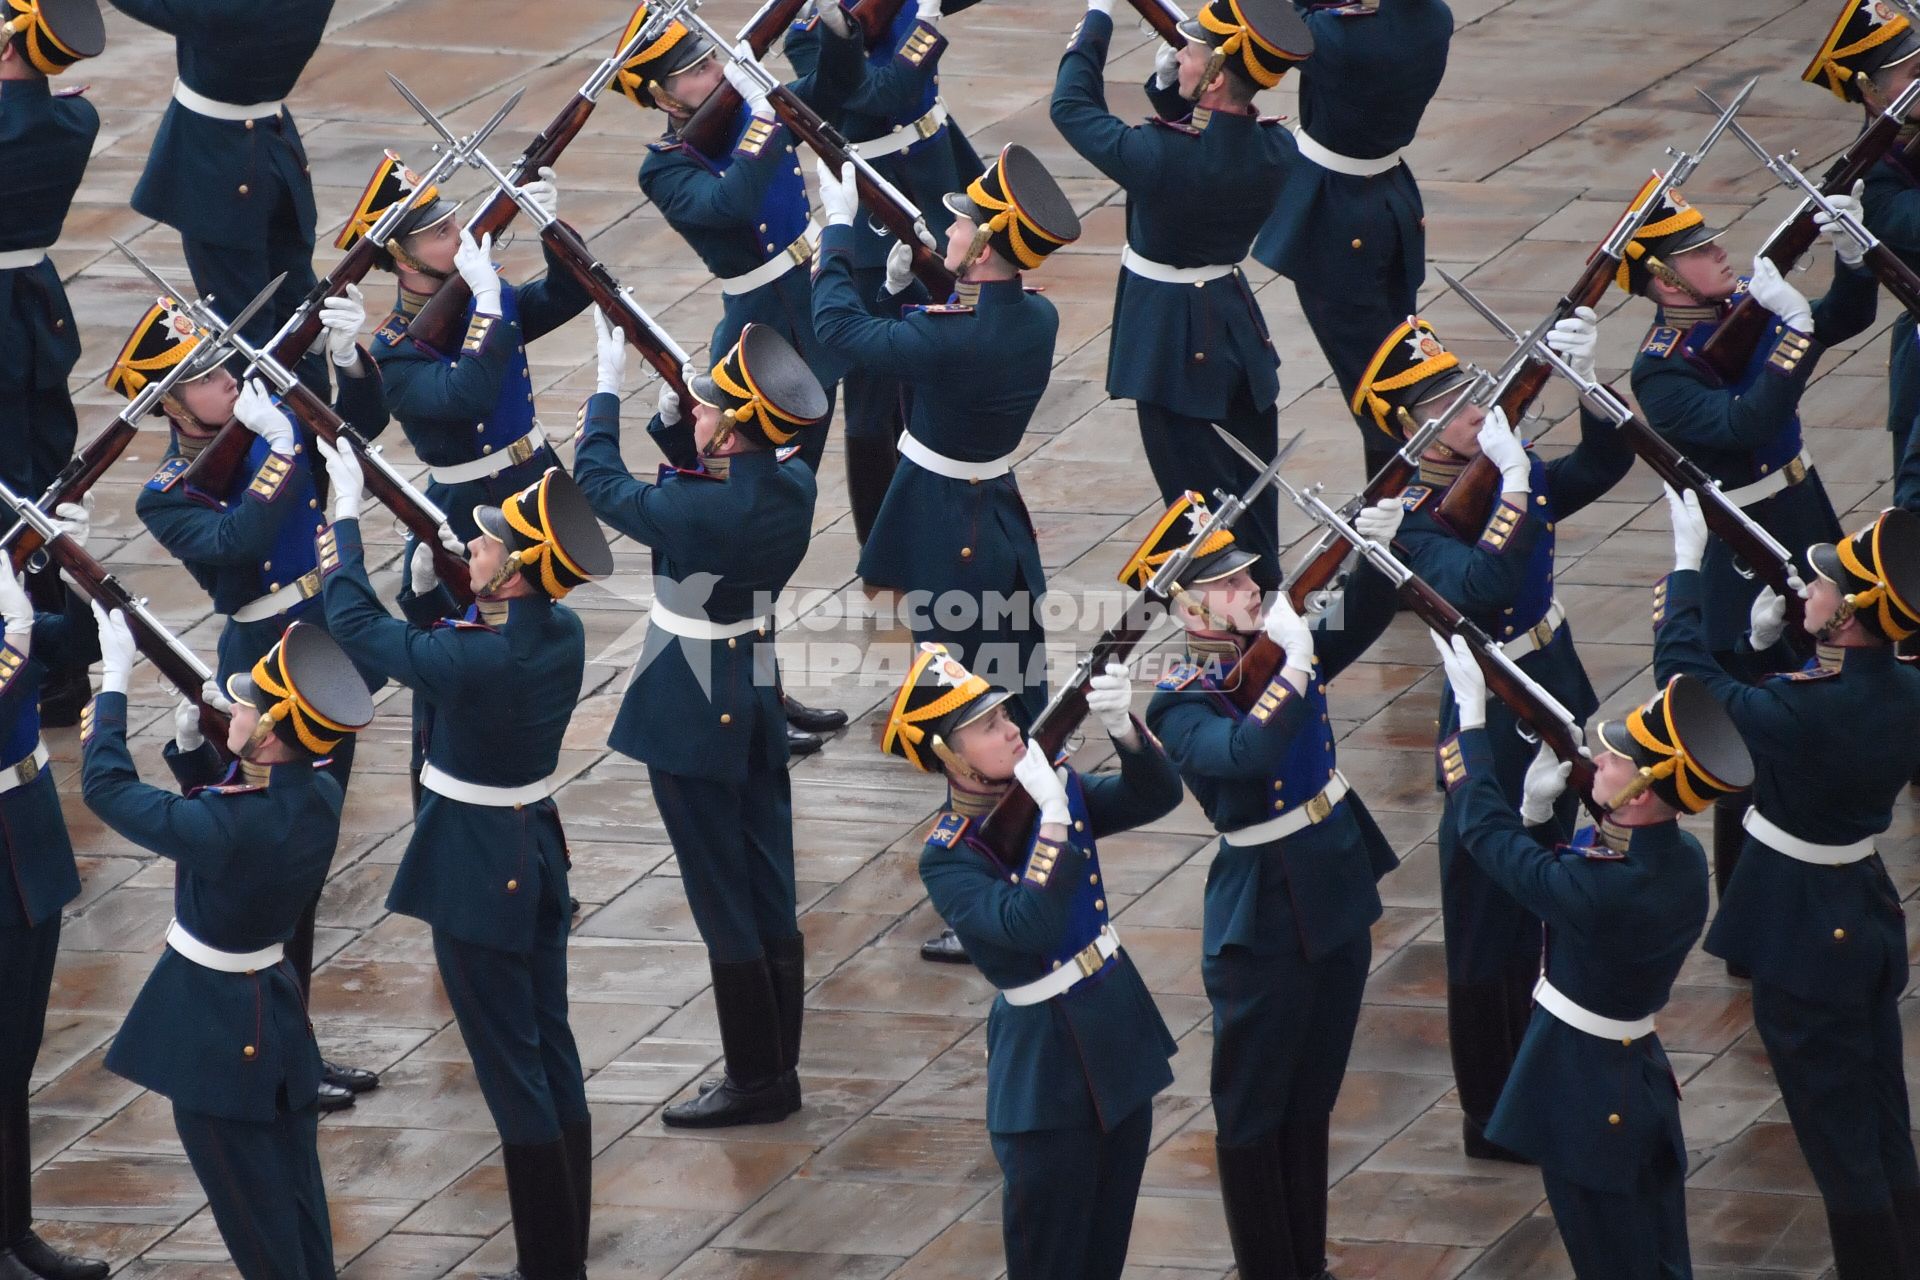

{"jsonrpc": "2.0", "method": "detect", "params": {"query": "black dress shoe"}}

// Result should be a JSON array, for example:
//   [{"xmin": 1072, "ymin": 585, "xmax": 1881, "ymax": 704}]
[
  {"xmin": 661, "ymin": 1074, "xmax": 795, "ymax": 1129},
  {"xmin": 570, "ymin": 897, "xmax": 581, "ymax": 916},
  {"xmin": 786, "ymin": 725, "xmax": 824, "ymax": 757},
  {"xmin": 316, "ymin": 1080, "xmax": 357, "ymax": 1113},
  {"xmin": 322, "ymin": 1060, "xmax": 379, "ymax": 1094},
  {"xmin": 8, "ymin": 1232, "xmax": 108, "ymax": 1280},
  {"xmin": 781, "ymin": 694, "xmax": 847, "ymax": 734},
  {"xmin": 920, "ymin": 928, "xmax": 970, "ymax": 964}
]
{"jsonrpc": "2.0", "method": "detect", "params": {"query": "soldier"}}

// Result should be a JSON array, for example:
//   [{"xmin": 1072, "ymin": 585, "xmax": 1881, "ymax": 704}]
[
  {"xmin": 889, "ymin": 643, "xmax": 1183, "ymax": 1280},
  {"xmin": 1660, "ymin": 492, "xmax": 1920, "ymax": 1278},
  {"xmin": 319, "ymin": 454, "xmax": 612, "ymax": 1279},
  {"xmin": 113, "ymin": 292, "xmax": 388, "ymax": 1110},
  {"xmin": 572, "ymin": 319, "xmax": 826, "ymax": 1129},
  {"xmin": 1139, "ymin": 492, "xmax": 1401, "ymax": 1280},
  {"xmin": 108, "ymin": 0, "xmax": 333, "ymax": 392},
  {"xmin": 1250, "ymin": 0, "xmax": 1453, "ymax": 475},
  {"xmin": 1432, "ymin": 636, "xmax": 1750, "ymax": 1280},
  {"xmin": 1051, "ymin": 0, "xmax": 1308, "ymax": 592},
  {"xmin": 82, "ymin": 615, "xmax": 373, "ymax": 1280},
  {"xmin": 1352, "ymin": 315, "xmax": 1632, "ymax": 1161},
  {"xmin": 0, "ymin": 553, "xmax": 102, "ymax": 1280},
  {"xmin": 0, "ymin": 0, "xmax": 103, "ymax": 728}
]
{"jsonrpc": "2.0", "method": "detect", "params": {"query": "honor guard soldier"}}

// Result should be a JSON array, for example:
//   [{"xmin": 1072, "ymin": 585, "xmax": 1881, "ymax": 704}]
[
  {"xmin": 82, "ymin": 617, "xmax": 373, "ymax": 1280},
  {"xmin": 108, "ymin": 0, "xmax": 333, "ymax": 391},
  {"xmin": 1052, "ymin": 0, "xmax": 1307, "ymax": 593},
  {"xmin": 319, "ymin": 455, "xmax": 612, "ymax": 1280},
  {"xmin": 573, "ymin": 320, "xmax": 827, "ymax": 1130},
  {"xmin": 0, "ymin": 556, "xmax": 102, "ymax": 1280},
  {"xmin": 1354, "ymin": 315, "xmax": 1632, "ymax": 1161},
  {"xmin": 1138, "ymin": 493, "xmax": 1400, "ymax": 1280},
  {"xmin": 1660, "ymin": 492, "xmax": 1920, "ymax": 1279},
  {"xmin": 1433, "ymin": 636, "xmax": 1751, "ymax": 1280},
  {"xmin": 113, "ymin": 293, "xmax": 388, "ymax": 1110},
  {"xmin": 1250, "ymin": 0, "xmax": 1452, "ymax": 474},
  {"xmin": 889, "ymin": 644, "xmax": 1183, "ymax": 1280},
  {"xmin": 813, "ymin": 144, "xmax": 1079, "ymax": 727}
]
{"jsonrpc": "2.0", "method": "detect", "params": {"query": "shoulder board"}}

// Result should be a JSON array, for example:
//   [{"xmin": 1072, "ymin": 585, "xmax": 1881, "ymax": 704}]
[
  {"xmin": 54, "ymin": 83, "xmax": 89, "ymax": 97},
  {"xmin": 1157, "ymin": 661, "xmax": 1202, "ymax": 691},
  {"xmin": 373, "ymin": 311, "xmax": 408, "ymax": 347},
  {"xmin": 1400, "ymin": 483, "xmax": 1432, "ymax": 513},
  {"xmin": 775, "ymin": 444, "xmax": 802, "ymax": 463},
  {"xmin": 927, "ymin": 811, "xmax": 969, "ymax": 849},
  {"xmin": 1640, "ymin": 325, "xmax": 1680, "ymax": 359},
  {"xmin": 1576, "ymin": 845, "xmax": 1627, "ymax": 860},
  {"xmin": 1147, "ymin": 116, "xmax": 1201, "ymax": 136},
  {"xmin": 647, "ymin": 138, "xmax": 686, "ymax": 155},
  {"xmin": 146, "ymin": 457, "xmax": 189, "ymax": 492},
  {"xmin": 433, "ymin": 617, "xmax": 497, "ymax": 632},
  {"xmin": 1778, "ymin": 666, "xmax": 1839, "ymax": 682},
  {"xmin": 186, "ymin": 781, "xmax": 267, "ymax": 798},
  {"xmin": 906, "ymin": 303, "xmax": 975, "ymax": 316}
]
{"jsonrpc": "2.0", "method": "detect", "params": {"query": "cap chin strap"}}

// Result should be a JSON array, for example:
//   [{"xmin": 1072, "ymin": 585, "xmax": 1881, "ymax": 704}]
[
  {"xmin": 1170, "ymin": 582, "xmax": 1241, "ymax": 634},
  {"xmin": 390, "ymin": 238, "xmax": 451, "ymax": 282},
  {"xmin": 241, "ymin": 708, "xmax": 280, "ymax": 762},
  {"xmin": 478, "ymin": 548, "xmax": 524, "ymax": 599},
  {"xmin": 931, "ymin": 735, "xmax": 995, "ymax": 789},
  {"xmin": 1643, "ymin": 250, "xmax": 1713, "ymax": 307}
]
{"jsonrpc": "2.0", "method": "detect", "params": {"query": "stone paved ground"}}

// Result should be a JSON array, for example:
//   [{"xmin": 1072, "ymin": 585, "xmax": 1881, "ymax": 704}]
[{"xmin": 26, "ymin": 0, "xmax": 1920, "ymax": 1275}]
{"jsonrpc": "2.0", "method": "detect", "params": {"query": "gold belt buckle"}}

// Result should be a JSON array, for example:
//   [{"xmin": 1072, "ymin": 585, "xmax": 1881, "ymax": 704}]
[
  {"xmin": 1305, "ymin": 789, "xmax": 1333, "ymax": 824},
  {"xmin": 11, "ymin": 752, "xmax": 39, "ymax": 786},
  {"xmin": 507, "ymin": 432, "xmax": 538, "ymax": 466},
  {"xmin": 785, "ymin": 234, "xmax": 814, "ymax": 268},
  {"xmin": 913, "ymin": 108, "xmax": 943, "ymax": 140},
  {"xmin": 1530, "ymin": 615, "xmax": 1556, "ymax": 649},
  {"xmin": 1783, "ymin": 456, "xmax": 1807, "ymax": 486},
  {"xmin": 294, "ymin": 570, "xmax": 321, "ymax": 602},
  {"xmin": 1073, "ymin": 938, "xmax": 1105, "ymax": 979}
]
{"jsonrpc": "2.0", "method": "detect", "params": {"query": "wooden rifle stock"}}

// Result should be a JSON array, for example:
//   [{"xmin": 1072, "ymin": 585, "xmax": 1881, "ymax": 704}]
[
  {"xmin": 535, "ymin": 220, "xmax": 692, "ymax": 401},
  {"xmin": 1282, "ymin": 452, "xmax": 1419, "ymax": 618},
  {"xmin": 5, "ymin": 417, "xmax": 139, "ymax": 573},
  {"xmin": 1122, "ymin": 0, "xmax": 1186, "ymax": 46},
  {"xmin": 679, "ymin": 0, "xmax": 814, "ymax": 158}
]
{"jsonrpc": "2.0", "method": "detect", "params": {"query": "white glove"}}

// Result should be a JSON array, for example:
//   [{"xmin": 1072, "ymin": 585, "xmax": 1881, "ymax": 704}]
[
  {"xmin": 409, "ymin": 540, "xmax": 439, "ymax": 596},
  {"xmin": 817, "ymin": 0, "xmax": 852, "ymax": 37},
  {"xmin": 657, "ymin": 378, "xmax": 682, "ymax": 427},
  {"xmin": 1262, "ymin": 593, "xmax": 1314, "ymax": 671},
  {"xmin": 1352, "ymin": 496, "xmax": 1403, "ymax": 545},
  {"xmin": 1153, "ymin": 42, "xmax": 1180, "ymax": 90},
  {"xmin": 1749, "ymin": 584, "xmax": 1787, "ymax": 650},
  {"xmin": 1477, "ymin": 405, "xmax": 1530, "ymax": 493},
  {"xmin": 724, "ymin": 46, "xmax": 773, "ymax": 115},
  {"xmin": 593, "ymin": 308, "xmax": 627, "ymax": 396},
  {"xmin": 1663, "ymin": 484, "xmax": 1708, "ymax": 573},
  {"xmin": 316, "ymin": 437, "xmax": 365, "ymax": 523},
  {"xmin": 436, "ymin": 522, "xmax": 465, "ymax": 555},
  {"xmin": 1519, "ymin": 743, "xmax": 1572, "ymax": 825},
  {"xmin": 454, "ymin": 230, "xmax": 503, "ymax": 314},
  {"xmin": 1816, "ymin": 180, "xmax": 1869, "ymax": 269},
  {"xmin": 91, "ymin": 601, "xmax": 136, "ymax": 696},
  {"xmin": 1748, "ymin": 257, "xmax": 1813, "ymax": 334},
  {"xmin": 1085, "ymin": 661, "xmax": 1133, "ymax": 739},
  {"xmin": 884, "ymin": 240, "xmax": 915, "ymax": 296},
  {"xmin": 916, "ymin": 0, "xmax": 941, "ymax": 21},
  {"xmin": 233, "ymin": 379, "xmax": 294, "ymax": 454},
  {"xmin": 1429, "ymin": 630, "xmax": 1487, "ymax": 731},
  {"xmin": 815, "ymin": 158, "xmax": 860, "ymax": 228},
  {"xmin": 50, "ymin": 496, "xmax": 91, "ymax": 552},
  {"xmin": 320, "ymin": 284, "xmax": 366, "ymax": 368},
  {"xmin": 520, "ymin": 165, "xmax": 559, "ymax": 222},
  {"xmin": 1012, "ymin": 737, "xmax": 1072, "ymax": 827},
  {"xmin": 173, "ymin": 696, "xmax": 204, "ymax": 753},
  {"xmin": 1545, "ymin": 305, "xmax": 1599, "ymax": 384},
  {"xmin": 0, "ymin": 560, "xmax": 32, "ymax": 638},
  {"xmin": 1086, "ymin": 0, "xmax": 1115, "ymax": 13}
]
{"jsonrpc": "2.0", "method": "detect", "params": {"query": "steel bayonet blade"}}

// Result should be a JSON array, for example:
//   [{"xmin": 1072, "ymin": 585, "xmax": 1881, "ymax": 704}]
[
  {"xmin": 1435, "ymin": 267, "xmax": 1526, "ymax": 343},
  {"xmin": 467, "ymin": 88, "xmax": 524, "ymax": 154},
  {"xmin": 388, "ymin": 74, "xmax": 462, "ymax": 149},
  {"xmin": 1213, "ymin": 427, "xmax": 1302, "ymax": 485}
]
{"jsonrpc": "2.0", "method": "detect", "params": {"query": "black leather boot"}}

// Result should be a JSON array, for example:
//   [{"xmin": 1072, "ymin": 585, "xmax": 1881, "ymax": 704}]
[
  {"xmin": 1214, "ymin": 1138, "xmax": 1296, "ymax": 1280},
  {"xmin": 662, "ymin": 958, "xmax": 793, "ymax": 1128},
  {"xmin": 486, "ymin": 1138, "xmax": 583, "ymax": 1280},
  {"xmin": 785, "ymin": 724, "xmax": 824, "ymax": 757},
  {"xmin": 767, "ymin": 933, "xmax": 806, "ymax": 1114},
  {"xmin": 1712, "ymin": 798, "xmax": 1751, "ymax": 978},
  {"xmin": 920, "ymin": 928, "xmax": 970, "ymax": 964},
  {"xmin": 559, "ymin": 1119, "xmax": 592, "ymax": 1262},
  {"xmin": 2, "ymin": 1097, "xmax": 105, "ymax": 1280},
  {"xmin": 323, "ymin": 1061, "xmax": 380, "ymax": 1094},
  {"xmin": 1447, "ymin": 983, "xmax": 1531, "ymax": 1164},
  {"xmin": 781, "ymin": 694, "xmax": 847, "ymax": 735},
  {"xmin": 845, "ymin": 436, "xmax": 899, "ymax": 547},
  {"xmin": 1276, "ymin": 1117, "xmax": 1333, "ymax": 1280}
]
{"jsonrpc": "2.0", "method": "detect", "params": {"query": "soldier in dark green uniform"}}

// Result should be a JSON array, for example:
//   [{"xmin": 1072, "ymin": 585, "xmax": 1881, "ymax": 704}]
[
  {"xmin": 573, "ymin": 320, "xmax": 827, "ymax": 1130},
  {"xmin": 1660, "ymin": 492, "xmax": 1920, "ymax": 1279},
  {"xmin": 1051, "ymin": 0, "xmax": 1307, "ymax": 592},
  {"xmin": 320, "ymin": 455, "xmax": 612, "ymax": 1280},
  {"xmin": 1138, "ymin": 492, "xmax": 1400, "ymax": 1280},
  {"xmin": 887, "ymin": 643, "xmax": 1182, "ymax": 1280},
  {"xmin": 83, "ymin": 616, "xmax": 373, "ymax": 1280},
  {"xmin": 1433, "ymin": 634, "xmax": 1751, "ymax": 1280}
]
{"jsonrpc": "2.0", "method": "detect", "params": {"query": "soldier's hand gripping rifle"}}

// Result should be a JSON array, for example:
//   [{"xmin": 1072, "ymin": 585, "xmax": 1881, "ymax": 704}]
[
  {"xmin": 115, "ymin": 243, "xmax": 476, "ymax": 604},
  {"xmin": 0, "ymin": 479, "xmax": 232, "ymax": 754},
  {"xmin": 0, "ymin": 275, "xmax": 283, "ymax": 576},
  {"xmin": 406, "ymin": 3, "xmax": 692, "ymax": 352},
  {"xmin": 389, "ymin": 77, "xmax": 693, "ymax": 404},
  {"xmin": 1434, "ymin": 79, "xmax": 1756, "ymax": 535},
  {"xmin": 974, "ymin": 433, "xmax": 1304, "ymax": 867},
  {"xmin": 679, "ymin": 0, "xmax": 817, "ymax": 158}
]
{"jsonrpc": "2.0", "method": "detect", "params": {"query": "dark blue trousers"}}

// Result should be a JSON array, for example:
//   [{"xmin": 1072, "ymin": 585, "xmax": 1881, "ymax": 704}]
[
  {"xmin": 991, "ymin": 1101, "xmax": 1153, "ymax": 1280},
  {"xmin": 0, "ymin": 917, "xmax": 58, "ymax": 1094},
  {"xmin": 648, "ymin": 762, "xmax": 797, "ymax": 965},
  {"xmin": 172, "ymin": 1100, "xmax": 333, "ymax": 1280},
  {"xmin": 1136, "ymin": 391, "xmax": 1281, "ymax": 593},
  {"xmin": 1542, "ymin": 1149, "xmax": 1691, "ymax": 1280},
  {"xmin": 182, "ymin": 198, "xmax": 326, "ymax": 396}
]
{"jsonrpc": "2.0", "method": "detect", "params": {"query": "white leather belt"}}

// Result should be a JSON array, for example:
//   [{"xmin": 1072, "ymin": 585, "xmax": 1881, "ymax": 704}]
[
  {"xmin": 1719, "ymin": 450, "xmax": 1812, "ymax": 509},
  {"xmin": 1293, "ymin": 126, "xmax": 1403, "ymax": 177},
  {"xmin": 420, "ymin": 761, "xmax": 554, "ymax": 807},
  {"xmin": 1120, "ymin": 245, "xmax": 1236, "ymax": 285},
  {"xmin": 428, "ymin": 428, "xmax": 544, "ymax": 485},
  {"xmin": 648, "ymin": 601, "xmax": 769, "ymax": 640},
  {"xmin": 166, "ymin": 919, "xmax": 284, "ymax": 973},
  {"xmin": 0, "ymin": 247, "xmax": 51, "ymax": 271},
  {"xmin": 898, "ymin": 433, "xmax": 1012, "ymax": 482},
  {"xmin": 1003, "ymin": 926, "xmax": 1121, "ymax": 1006},
  {"xmin": 1499, "ymin": 599, "xmax": 1566, "ymax": 660},
  {"xmin": 1221, "ymin": 772, "xmax": 1351, "ymax": 847},
  {"xmin": 719, "ymin": 221, "xmax": 822, "ymax": 296},
  {"xmin": 1534, "ymin": 974, "xmax": 1656, "ymax": 1042},
  {"xmin": 0, "ymin": 742, "xmax": 49, "ymax": 794},
  {"xmin": 855, "ymin": 101, "xmax": 949, "ymax": 158},
  {"xmin": 231, "ymin": 570, "xmax": 320, "ymax": 625},
  {"xmin": 1744, "ymin": 806, "xmax": 1874, "ymax": 866},
  {"xmin": 172, "ymin": 79, "xmax": 284, "ymax": 122}
]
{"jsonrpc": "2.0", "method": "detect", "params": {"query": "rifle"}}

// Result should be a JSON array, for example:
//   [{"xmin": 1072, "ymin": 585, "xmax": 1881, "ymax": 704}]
[
  {"xmin": 1435, "ymin": 79, "xmax": 1755, "ymax": 534},
  {"xmin": 405, "ymin": 4, "xmax": 690, "ymax": 352},
  {"xmin": 390, "ymin": 78, "xmax": 694, "ymax": 403},
  {"xmin": 0, "ymin": 276, "xmax": 284, "ymax": 576},
  {"xmin": 1439, "ymin": 268, "xmax": 1810, "ymax": 648},
  {"xmin": 973, "ymin": 432, "xmax": 1304, "ymax": 868},
  {"xmin": 1121, "ymin": 0, "xmax": 1185, "ymax": 46},
  {"xmin": 0, "ymin": 479, "xmax": 231, "ymax": 754},
  {"xmin": 680, "ymin": 0, "xmax": 815, "ymax": 158},
  {"xmin": 179, "ymin": 93, "xmax": 521, "ymax": 497},
  {"xmin": 848, "ymin": 0, "xmax": 912, "ymax": 45},
  {"xmin": 115, "ymin": 243, "xmax": 475, "ymax": 603}
]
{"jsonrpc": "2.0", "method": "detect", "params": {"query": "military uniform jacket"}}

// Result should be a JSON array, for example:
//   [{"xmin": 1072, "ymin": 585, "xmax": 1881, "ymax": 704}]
[
  {"xmin": 109, "ymin": 0, "xmax": 330, "ymax": 242},
  {"xmin": 1051, "ymin": 10, "xmax": 1285, "ymax": 420},
  {"xmin": 1861, "ymin": 145, "xmax": 1920, "ymax": 450},
  {"xmin": 0, "ymin": 78, "xmax": 94, "ymax": 389},
  {"xmin": 1146, "ymin": 561, "xmax": 1399, "ymax": 961},
  {"xmin": 573, "ymin": 393, "xmax": 814, "ymax": 783},
  {"xmin": 1653, "ymin": 568, "xmax": 1919, "ymax": 1003},
  {"xmin": 1447, "ymin": 727, "xmax": 1707, "ymax": 1193},
  {"xmin": 0, "ymin": 590, "xmax": 99, "ymax": 930},
  {"xmin": 919, "ymin": 735, "xmax": 1183, "ymax": 1134},
  {"xmin": 82, "ymin": 692, "xmax": 337, "ymax": 1122},
  {"xmin": 1251, "ymin": 0, "xmax": 1452, "ymax": 299}
]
